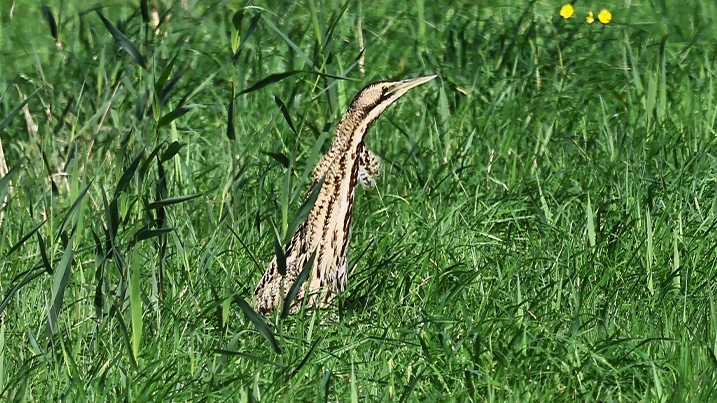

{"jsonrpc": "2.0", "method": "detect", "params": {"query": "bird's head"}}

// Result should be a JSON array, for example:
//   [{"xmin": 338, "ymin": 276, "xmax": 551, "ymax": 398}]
[{"xmin": 348, "ymin": 75, "xmax": 438, "ymax": 120}]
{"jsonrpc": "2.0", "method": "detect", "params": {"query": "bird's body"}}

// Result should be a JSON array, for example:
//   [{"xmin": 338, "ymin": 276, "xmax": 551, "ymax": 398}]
[{"xmin": 254, "ymin": 75, "xmax": 436, "ymax": 314}]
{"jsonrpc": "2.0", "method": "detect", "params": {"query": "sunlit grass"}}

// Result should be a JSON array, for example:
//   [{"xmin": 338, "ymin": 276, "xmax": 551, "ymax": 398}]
[{"xmin": 1, "ymin": 0, "xmax": 717, "ymax": 401}]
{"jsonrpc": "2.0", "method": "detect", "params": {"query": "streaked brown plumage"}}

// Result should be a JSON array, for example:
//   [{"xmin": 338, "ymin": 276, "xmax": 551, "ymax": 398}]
[{"xmin": 254, "ymin": 75, "xmax": 437, "ymax": 314}]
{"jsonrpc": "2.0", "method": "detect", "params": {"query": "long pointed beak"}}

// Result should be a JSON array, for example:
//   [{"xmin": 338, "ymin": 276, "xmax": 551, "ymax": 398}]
[{"xmin": 387, "ymin": 75, "xmax": 438, "ymax": 96}]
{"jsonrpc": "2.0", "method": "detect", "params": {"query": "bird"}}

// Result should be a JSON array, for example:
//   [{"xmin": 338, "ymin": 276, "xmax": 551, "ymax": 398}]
[{"xmin": 254, "ymin": 75, "xmax": 437, "ymax": 314}]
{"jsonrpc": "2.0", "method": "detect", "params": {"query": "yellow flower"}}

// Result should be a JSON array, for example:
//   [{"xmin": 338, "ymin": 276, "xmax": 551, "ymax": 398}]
[
  {"xmin": 586, "ymin": 11, "xmax": 595, "ymax": 24},
  {"xmin": 560, "ymin": 4, "xmax": 574, "ymax": 19},
  {"xmin": 598, "ymin": 9, "xmax": 612, "ymax": 24}
]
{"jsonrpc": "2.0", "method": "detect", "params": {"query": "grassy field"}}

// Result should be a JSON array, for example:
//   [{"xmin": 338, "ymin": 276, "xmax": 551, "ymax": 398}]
[{"xmin": 2, "ymin": 0, "xmax": 717, "ymax": 401}]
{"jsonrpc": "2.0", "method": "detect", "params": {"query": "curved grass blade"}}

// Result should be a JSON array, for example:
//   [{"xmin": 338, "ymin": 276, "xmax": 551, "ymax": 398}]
[
  {"xmin": 272, "ymin": 222, "xmax": 286, "ymax": 276},
  {"xmin": 281, "ymin": 250, "xmax": 316, "ymax": 319},
  {"xmin": 45, "ymin": 237, "xmax": 74, "ymax": 337},
  {"xmin": 231, "ymin": 290, "xmax": 281, "ymax": 354},
  {"xmin": 237, "ymin": 71, "xmax": 301, "ymax": 96},
  {"xmin": 96, "ymin": 10, "xmax": 147, "ymax": 69},
  {"xmin": 132, "ymin": 227, "xmax": 175, "ymax": 243},
  {"xmin": 213, "ymin": 349, "xmax": 286, "ymax": 367},
  {"xmin": 261, "ymin": 15, "xmax": 315, "ymax": 70},
  {"xmin": 227, "ymin": 94, "xmax": 236, "ymax": 141},
  {"xmin": 146, "ymin": 194, "xmax": 200, "ymax": 210},
  {"xmin": 290, "ymin": 335, "xmax": 323, "ymax": 378},
  {"xmin": 0, "ymin": 268, "xmax": 44, "ymax": 318},
  {"xmin": 153, "ymin": 51, "xmax": 180, "ymax": 120},
  {"xmin": 2, "ymin": 220, "xmax": 46, "ymax": 259},
  {"xmin": 160, "ymin": 141, "xmax": 185, "ymax": 162},
  {"xmin": 262, "ymin": 152, "xmax": 289, "ymax": 168},
  {"xmin": 36, "ymin": 232, "xmax": 53, "ymax": 275},
  {"xmin": 55, "ymin": 181, "xmax": 92, "ymax": 241},
  {"xmin": 273, "ymin": 94, "xmax": 297, "ymax": 136},
  {"xmin": 0, "ymin": 89, "xmax": 39, "ymax": 132},
  {"xmin": 286, "ymin": 176, "xmax": 324, "ymax": 245},
  {"xmin": 129, "ymin": 250, "xmax": 142, "ymax": 362},
  {"xmin": 233, "ymin": 13, "xmax": 261, "ymax": 60},
  {"xmin": 157, "ymin": 104, "xmax": 202, "ymax": 128},
  {"xmin": 115, "ymin": 149, "xmax": 145, "ymax": 197},
  {"xmin": 230, "ymin": 10, "xmax": 243, "ymax": 54},
  {"xmin": 0, "ymin": 158, "xmax": 24, "ymax": 204},
  {"xmin": 41, "ymin": 3, "xmax": 58, "ymax": 40},
  {"xmin": 140, "ymin": 0, "xmax": 150, "ymax": 24}
]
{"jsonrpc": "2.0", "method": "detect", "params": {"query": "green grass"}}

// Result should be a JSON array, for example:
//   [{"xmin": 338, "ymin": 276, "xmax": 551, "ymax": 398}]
[{"xmin": 2, "ymin": 0, "xmax": 717, "ymax": 401}]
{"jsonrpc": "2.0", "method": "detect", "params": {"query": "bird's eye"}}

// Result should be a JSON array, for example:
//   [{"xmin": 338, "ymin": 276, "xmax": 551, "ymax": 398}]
[{"xmin": 381, "ymin": 85, "xmax": 390, "ymax": 94}]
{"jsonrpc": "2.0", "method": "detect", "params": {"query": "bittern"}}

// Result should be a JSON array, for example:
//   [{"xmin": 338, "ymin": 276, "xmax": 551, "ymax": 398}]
[{"xmin": 254, "ymin": 75, "xmax": 437, "ymax": 314}]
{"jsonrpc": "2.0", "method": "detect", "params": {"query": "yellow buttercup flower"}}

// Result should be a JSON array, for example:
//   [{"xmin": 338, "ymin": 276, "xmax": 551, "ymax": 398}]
[
  {"xmin": 598, "ymin": 9, "xmax": 612, "ymax": 24},
  {"xmin": 586, "ymin": 11, "xmax": 595, "ymax": 24},
  {"xmin": 560, "ymin": 4, "xmax": 574, "ymax": 19}
]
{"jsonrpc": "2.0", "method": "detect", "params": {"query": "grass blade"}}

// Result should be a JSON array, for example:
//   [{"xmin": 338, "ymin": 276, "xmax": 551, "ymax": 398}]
[
  {"xmin": 0, "ymin": 90, "xmax": 39, "ymax": 132},
  {"xmin": 281, "ymin": 250, "xmax": 316, "ymax": 318},
  {"xmin": 290, "ymin": 336, "xmax": 323, "ymax": 378},
  {"xmin": 45, "ymin": 236, "xmax": 74, "ymax": 337},
  {"xmin": 2, "ymin": 220, "xmax": 46, "ymax": 259},
  {"xmin": 233, "ymin": 14, "xmax": 261, "ymax": 60},
  {"xmin": 261, "ymin": 15, "xmax": 315, "ymax": 70},
  {"xmin": 262, "ymin": 151, "xmax": 290, "ymax": 168},
  {"xmin": 213, "ymin": 349, "xmax": 286, "ymax": 367},
  {"xmin": 157, "ymin": 104, "xmax": 202, "ymax": 128},
  {"xmin": 272, "ymin": 222, "xmax": 286, "ymax": 276},
  {"xmin": 115, "ymin": 149, "xmax": 145, "ymax": 197},
  {"xmin": 227, "ymin": 90, "xmax": 236, "ymax": 141},
  {"xmin": 140, "ymin": 0, "xmax": 150, "ymax": 24},
  {"xmin": 96, "ymin": 10, "xmax": 147, "ymax": 69},
  {"xmin": 0, "ymin": 158, "xmax": 23, "ymax": 204},
  {"xmin": 41, "ymin": 3, "xmax": 58, "ymax": 40},
  {"xmin": 36, "ymin": 233, "xmax": 53, "ymax": 275},
  {"xmin": 273, "ymin": 94, "xmax": 298, "ymax": 136},
  {"xmin": 56, "ymin": 181, "xmax": 92, "ymax": 240},
  {"xmin": 160, "ymin": 141, "xmax": 185, "ymax": 162},
  {"xmin": 587, "ymin": 195, "xmax": 596, "ymax": 248},
  {"xmin": 129, "ymin": 250, "xmax": 142, "ymax": 362},
  {"xmin": 286, "ymin": 176, "xmax": 324, "ymax": 245},
  {"xmin": 237, "ymin": 71, "xmax": 301, "ymax": 96},
  {"xmin": 153, "ymin": 51, "xmax": 180, "ymax": 120},
  {"xmin": 133, "ymin": 227, "xmax": 175, "ymax": 243},
  {"xmin": 146, "ymin": 194, "xmax": 200, "ymax": 210},
  {"xmin": 231, "ymin": 290, "xmax": 282, "ymax": 354}
]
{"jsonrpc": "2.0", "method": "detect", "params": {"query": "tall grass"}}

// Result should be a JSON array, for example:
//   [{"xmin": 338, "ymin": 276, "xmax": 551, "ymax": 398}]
[{"xmin": 1, "ymin": 0, "xmax": 717, "ymax": 401}]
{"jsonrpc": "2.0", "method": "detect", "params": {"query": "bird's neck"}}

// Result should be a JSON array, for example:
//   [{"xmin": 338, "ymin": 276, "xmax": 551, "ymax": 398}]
[{"xmin": 313, "ymin": 110, "xmax": 367, "ymax": 186}]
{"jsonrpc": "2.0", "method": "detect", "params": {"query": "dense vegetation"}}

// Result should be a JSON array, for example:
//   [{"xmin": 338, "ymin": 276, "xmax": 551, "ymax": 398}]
[{"xmin": 1, "ymin": 0, "xmax": 716, "ymax": 401}]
